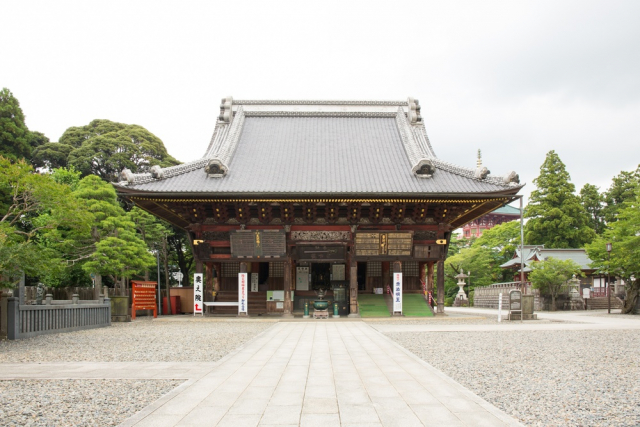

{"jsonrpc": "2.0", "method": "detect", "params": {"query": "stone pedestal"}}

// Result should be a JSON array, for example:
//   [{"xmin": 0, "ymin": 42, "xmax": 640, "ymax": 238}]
[{"xmin": 313, "ymin": 309, "xmax": 328, "ymax": 319}]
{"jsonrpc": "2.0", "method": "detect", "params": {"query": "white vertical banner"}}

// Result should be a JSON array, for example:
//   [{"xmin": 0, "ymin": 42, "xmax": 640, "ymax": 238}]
[
  {"xmin": 238, "ymin": 272, "xmax": 248, "ymax": 315},
  {"xmin": 498, "ymin": 292, "xmax": 502, "ymax": 322},
  {"xmin": 193, "ymin": 273, "xmax": 203, "ymax": 315},
  {"xmin": 393, "ymin": 272, "xmax": 403, "ymax": 314}
]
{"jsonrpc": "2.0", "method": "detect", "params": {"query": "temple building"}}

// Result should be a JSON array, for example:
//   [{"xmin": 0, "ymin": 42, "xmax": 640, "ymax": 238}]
[
  {"xmin": 458, "ymin": 205, "xmax": 521, "ymax": 239},
  {"xmin": 115, "ymin": 97, "xmax": 523, "ymax": 316}
]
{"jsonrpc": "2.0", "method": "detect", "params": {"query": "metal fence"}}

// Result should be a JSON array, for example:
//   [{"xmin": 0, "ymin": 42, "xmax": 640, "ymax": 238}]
[{"xmin": 4, "ymin": 297, "xmax": 111, "ymax": 340}]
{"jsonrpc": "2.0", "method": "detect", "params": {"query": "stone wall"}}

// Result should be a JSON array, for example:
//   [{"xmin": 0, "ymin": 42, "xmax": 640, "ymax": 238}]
[{"xmin": 473, "ymin": 282, "xmax": 542, "ymax": 311}]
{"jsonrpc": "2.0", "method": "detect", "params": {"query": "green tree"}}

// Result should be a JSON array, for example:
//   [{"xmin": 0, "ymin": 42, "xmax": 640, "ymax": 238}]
[
  {"xmin": 82, "ymin": 215, "xmax": 155, "ymax": 289},
  {"xmin": 0, "ymin": 158, "xmax": 91, "ymax": 286},
  {"xmin": 60, "ymin": 119, "xmax": 180, "ymax": 181},
  {"xmin": 71, "ymin": 175, "xmax": 155, "ymax": 293},
  {"xmin": 529, "ymin": 257, "xmax": 582, "ymax": 311},
  {"xmin": 128, "ymin": 207, "xmax": 171, "ymax": 280},
  {"xmin": 586, "ymin": 186, "xmax": 640, "ymax": 314},
  {"xmin": 167, "ymin": 225, "xmax": 195, "ymax": 287},
  {"xmin": 0, "ymin": 88, "xmax": 31, "ymax": 161},
  {"xmin": 602, "ymin": 165, "xmax": 640, "ymax": 224},
  {"xmin": 445, "ymin": 245, "xmax": 501, "ymax": 298},
  {"xmin": 525, "ymin": 151, "xmax": 596, "ymax": 248},
  {"xmin": 580, "ymin": 183, "xmax": 605, "ymax": 235},
  {"xmin": 475, "ymin": 221, "xmax": 521, "ymax": 267},
  {"xmin": 31, "ymin": 142, "xmax": 73, "ymax": 170}
]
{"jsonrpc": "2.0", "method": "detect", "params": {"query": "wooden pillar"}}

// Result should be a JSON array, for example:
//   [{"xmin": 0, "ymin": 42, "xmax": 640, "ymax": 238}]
[
  {"xmin": 213, "ymin": 263, "xmax": 221, "ymax": 292},
  {"xmin": 419, "ymin": 261, "xmax": 427, "ymax": 293},
  {"xmin": 427, "ymin": 261, "xmax": 435, "ymax": 294},
  {"xmin": 283, "ymin": 258, "xmax": 293, "ymax": 317},
  {"xmin": 382, "ymin": 261, "xmax": 390, "ymax": 293},
  {"xmin": 437, "ymin": 260, "xmax": 445, "ymax": 314},
  {"xmin": 204, "ymin": 263, "xmax": 213, "ymax": 302},
  {"xmin": 349, "ymin": 258, "xmax": 359, "ymax": 316},
  {"xmin": 196, "ymin": 260, "xmax": 203, "ymax": 274}
]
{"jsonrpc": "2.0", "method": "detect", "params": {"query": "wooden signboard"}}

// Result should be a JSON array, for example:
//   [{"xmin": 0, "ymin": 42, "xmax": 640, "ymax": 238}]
[
  {"xmin": 354, "ymin": 232, "xmax": 413, "ymax": 257},
  {"xmin": 131, "ymin": 281, "xmax": 157, "ymax": 320},
  {"xmin": 413, "ymin": 244, "xmax": 442, "ymax": 259},
  {"xmin": 296, "ymin": 244, "xmax": 346, "ymax": 262},
  {"xmin": 230, "ymin": 230, "xmax": 286, "ymax": 259}
]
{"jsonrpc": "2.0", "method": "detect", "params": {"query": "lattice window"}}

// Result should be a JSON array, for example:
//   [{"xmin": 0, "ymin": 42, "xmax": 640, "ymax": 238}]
[
  {"xmin": 366, "ymin": 262, "xmax": 382, "ymax": 277},
  {"xmin": 403, "ymin": 261, "xmax": 419, "ymax": 277},
  {"xmin": 222, "ymin": 263, "xmax": 240, "ymax": 277},
  {"xmin": 269, "ymin": 262, "xmax": 285, "ymax": 278}
]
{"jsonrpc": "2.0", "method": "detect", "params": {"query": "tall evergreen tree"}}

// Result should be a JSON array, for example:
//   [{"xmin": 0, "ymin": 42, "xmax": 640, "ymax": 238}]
[
  {"xmin": 525, "ymin": 151, "xmax": 595, "ymax": 248},
  {"xmin": 580, "ymin": 183, "xmax": 605, "ymax": 235},
  {"xmin": 602, "ymin": 165, "xmax": 640, "ymax": 224},
  {"xmin": 0, "ymin": 88, "xmax": 31, "ymax": 161}
]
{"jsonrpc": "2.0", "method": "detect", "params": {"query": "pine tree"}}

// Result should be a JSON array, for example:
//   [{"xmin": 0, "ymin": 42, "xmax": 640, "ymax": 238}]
[
  {"xmin": 580, "ymin": 183, "xmax": 605, "ymax": 235},
  {"xmin": 602, "ymin": 165, "xmax": 640, "ymax": 224},
  {"xmin": 525, "ymin": 151, "xmax": 595, "ymax": 248}
]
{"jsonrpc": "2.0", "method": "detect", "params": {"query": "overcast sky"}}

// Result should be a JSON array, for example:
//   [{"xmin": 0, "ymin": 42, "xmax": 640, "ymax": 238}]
[{"xmin": 2, "ymin": 0, "xmax": 639, "ymax": 204}]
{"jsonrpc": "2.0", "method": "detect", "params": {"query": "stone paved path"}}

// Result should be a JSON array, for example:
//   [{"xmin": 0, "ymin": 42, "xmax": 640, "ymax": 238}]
[{"xmin": 0, "ymin": 321, "xmax": 524, "ymax": 426}]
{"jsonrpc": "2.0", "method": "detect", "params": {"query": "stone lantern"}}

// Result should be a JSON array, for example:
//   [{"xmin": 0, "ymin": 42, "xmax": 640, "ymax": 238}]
[
  {"xmin": 454, "ymin": 269, "xmax": 469, "ymax": 301},
  {"xmin": 567, "ymin": 274, "xmax": 584, "ymax": 310}
]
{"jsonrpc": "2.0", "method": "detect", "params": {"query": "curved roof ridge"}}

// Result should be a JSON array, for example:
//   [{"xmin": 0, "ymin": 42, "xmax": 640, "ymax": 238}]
[
  {"xmin": 203, "ymin": 122, "xmax": 230, "ymax": 158},
  {"xmin": 431, "ymin": 158, "xmax": 511, "ymax": 186},
  {"xmin": 411, "ymin": 123, "xmax": 437, "ymax": 158},
  {"xmin": 213, "ymin": 106, "xmax": 245, "ymax": 167}
]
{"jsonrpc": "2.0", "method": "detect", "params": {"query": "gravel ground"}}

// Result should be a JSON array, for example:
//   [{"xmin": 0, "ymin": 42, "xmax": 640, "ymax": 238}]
[
  {"xmin": 386, "ymin": 328, "xmax": 640, "ymax": 427},
  {"xmin": 0, "ymin": 318, "xmax": 275, "ymax": 426},
  {"xmin": 0, "ymin": 379, "xmax": 183, "ymax": 427},
  {"xmin": 0, "ymin": 317, "xmax": 275, "ymax": 363}
]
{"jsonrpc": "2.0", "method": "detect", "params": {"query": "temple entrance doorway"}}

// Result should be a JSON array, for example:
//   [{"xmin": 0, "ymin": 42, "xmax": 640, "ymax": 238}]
[
  {"xmin": 310, "ymin": 263, "xmax": 331, "ymax": 290},
  {"xmin": 357, "ymin": 262, "xmax": 367, "ymax": 291}
]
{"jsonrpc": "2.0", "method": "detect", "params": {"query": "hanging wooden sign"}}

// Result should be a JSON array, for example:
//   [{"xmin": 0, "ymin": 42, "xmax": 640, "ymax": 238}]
[
  {"xmin": 354, "ymin": 232, "xmax": 413, "ymax": 257},
  {"xmin": 230, "ymin": 230, "xmax": 286, "ymax": 259}
]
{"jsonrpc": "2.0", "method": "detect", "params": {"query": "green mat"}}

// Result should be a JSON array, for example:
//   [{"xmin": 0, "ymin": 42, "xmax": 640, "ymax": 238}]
[
  {"xmin": 357, "ymin": 294, "xmax": 390, "ymax": 317},
  {"xmin": 401, "ymin": 294, "xmax": 434, "ymax": 317}
]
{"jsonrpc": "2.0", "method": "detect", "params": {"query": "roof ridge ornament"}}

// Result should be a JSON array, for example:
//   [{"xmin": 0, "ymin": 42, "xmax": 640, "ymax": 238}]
[
  {"xmin": 205, "ymin": 159, "xmax": 228, "ymax": 177},
  {"xmin": 150, "ymin": 165, "xmax": 164, "ymax": 179},
  {"xmin": 407, "ymin": 97, "xmax": 422, "ymax": 124},
  {"xmin": 218, "ymin": 96, "xmax": 234, "ymax": 123},
  {"xmin": 120, "ymin": 168, "xmax": 135, "ymax": 184},
  {"xmin": 503, "ymin": 171, "xmax": 520, "ymax": 185},
  {"xmin": 474, "ymin": 151, "xmax": 490, "ymax": 179}
]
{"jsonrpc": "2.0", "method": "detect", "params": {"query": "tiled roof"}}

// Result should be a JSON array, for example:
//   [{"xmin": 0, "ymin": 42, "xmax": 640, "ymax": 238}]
[
  {"xmin": 115, "ymin": 98, "xmax": 523, "ymax": 197},
  {"xmin": 501, "ymin": 247, "xmax": 594, "ymax": 271},
  {"xmin": 539, "ymin": 249, "xmax": 594, "ymax": 270},
  {"xmin": 492, "ymin": 205, "xmax": 521, "ymax": 215}
]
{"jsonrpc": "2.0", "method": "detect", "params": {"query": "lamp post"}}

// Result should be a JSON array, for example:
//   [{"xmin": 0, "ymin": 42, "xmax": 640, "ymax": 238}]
[
  {"xmin": 156, "ymin": 250, "xmax": 162, "ymax": 315},
  {"xmin": 606, "ymin": 242, "xmax": 612, "ymax": 314}
]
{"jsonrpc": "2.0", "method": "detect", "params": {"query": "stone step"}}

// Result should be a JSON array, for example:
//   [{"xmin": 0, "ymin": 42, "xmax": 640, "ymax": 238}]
[{"xmin": 586, "ymin": 297, "xmax": 623, "ymax": 310}]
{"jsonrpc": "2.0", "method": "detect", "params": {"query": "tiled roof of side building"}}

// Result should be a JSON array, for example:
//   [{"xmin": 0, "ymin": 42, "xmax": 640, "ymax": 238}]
[
  {"xmin": 540, "ymin": 249, "xmax": 594, "ymax": 270},
  {"xmin": 492, "ymin": 205, "xmax": 521, "ymax": 215},
  {"xmin": 115, "ymin": 97, "xmax": 523, "ymax": 196}
]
